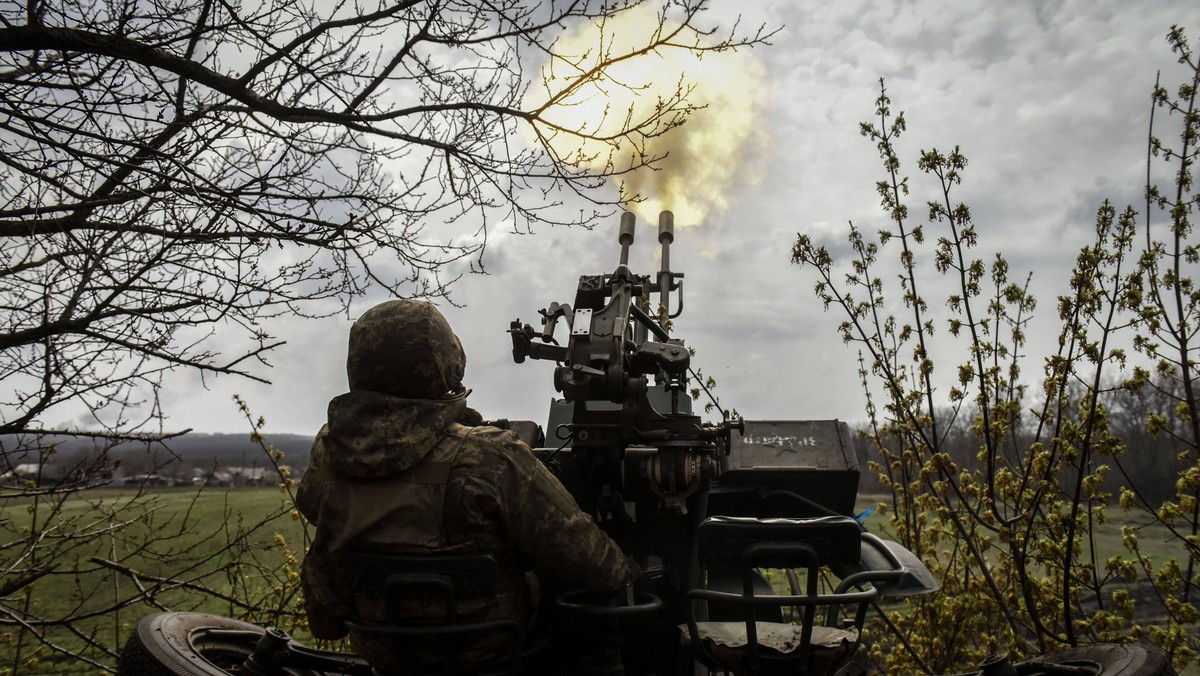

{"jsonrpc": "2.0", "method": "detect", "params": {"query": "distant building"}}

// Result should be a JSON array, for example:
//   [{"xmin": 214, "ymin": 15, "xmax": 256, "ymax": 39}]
[
  {"xmin": 7, "ymin": 462, "xmax": 68, "ymax": 485},
  {"xmin": 226, "ymin": 466, "xmax": 271, "ymax": 486},
  {"xmin": 117, "ymin": 473, "xmax": 171, "ymax": 487},
  {"xmin": 190, "ymin": 465, "xmax": 280, "ymax": 487}
]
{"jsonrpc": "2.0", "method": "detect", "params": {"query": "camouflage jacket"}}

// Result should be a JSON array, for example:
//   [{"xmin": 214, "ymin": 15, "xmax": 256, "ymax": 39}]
[{"xmin": 297, "ymin": 388, "xmax": 634, "ymax": 668}]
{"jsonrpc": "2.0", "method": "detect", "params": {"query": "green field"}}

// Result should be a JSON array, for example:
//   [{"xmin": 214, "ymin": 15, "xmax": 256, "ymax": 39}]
[
  {"xmin": 856, "ymin": 494, "xmax": 1190, "ymax": 622},
  {"xmin": 2, "ymin": 488, "xmax": 1192, "ymax": 675},
  {"xmin": 0, "ymin": 486, "xmax": 309, "ymax": 675}
]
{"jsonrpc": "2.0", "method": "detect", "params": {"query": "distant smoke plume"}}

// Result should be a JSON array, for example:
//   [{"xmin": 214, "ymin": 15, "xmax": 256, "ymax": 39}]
[{"xmin": 533, "ymin": 4, "xmax": 769, "ymax": 227}]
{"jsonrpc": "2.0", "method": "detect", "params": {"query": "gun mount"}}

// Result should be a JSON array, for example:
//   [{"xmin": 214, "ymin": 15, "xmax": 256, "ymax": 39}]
[{"xmin": 510, "ymin": 211, "xmax": 743, "ymax": 519}]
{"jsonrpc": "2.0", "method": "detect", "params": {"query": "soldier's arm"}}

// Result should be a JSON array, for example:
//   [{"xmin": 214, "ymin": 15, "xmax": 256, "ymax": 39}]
[
  {"xmin": 296, "ymin": 425, "xmax": 330, "ymax": 523},
  {"xmin": 295, "ymin": 425, "xmax": 351, "ymax": 639},
  {"xmin": 491, "ymin": 435, "xmax": 635, "ymax": 595}
]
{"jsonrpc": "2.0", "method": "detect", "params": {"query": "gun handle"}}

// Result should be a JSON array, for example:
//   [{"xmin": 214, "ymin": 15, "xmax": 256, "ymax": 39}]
[{"xmin": 509, "ymin": 320, "xmax": 532, "ymax": 363}]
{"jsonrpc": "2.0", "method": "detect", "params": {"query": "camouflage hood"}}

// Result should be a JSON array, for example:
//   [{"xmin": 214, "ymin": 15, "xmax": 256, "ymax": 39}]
[
  {"xmin": 322, "ymin": 389, "xmax": 469, "ymax": 478},
  {"xmin": 346, "ymin": 299, "xmax": 466, "ymax": 400}
]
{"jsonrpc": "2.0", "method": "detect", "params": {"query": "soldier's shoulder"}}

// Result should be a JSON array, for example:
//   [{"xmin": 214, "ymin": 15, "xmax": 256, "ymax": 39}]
[
  {"xmin": 467, "ymin": 423, "xmax": 524, "ymax": 443},
  {"xmin": 304, "ymin": 425, "xmax": 332, "ymax": 470},
  {"xmin": 450, "ymin": 424, "xmax": 536, "ymax": 467}
]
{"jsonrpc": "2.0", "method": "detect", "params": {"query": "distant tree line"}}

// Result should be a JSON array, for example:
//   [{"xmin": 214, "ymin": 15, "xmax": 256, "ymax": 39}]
[{"xmin": 854, "ymin": 374, "xmax": 1186, "ymax": 505}]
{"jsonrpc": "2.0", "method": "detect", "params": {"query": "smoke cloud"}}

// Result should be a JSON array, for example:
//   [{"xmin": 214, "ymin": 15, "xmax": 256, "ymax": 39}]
[{"xmin": 533, "ymin": 4, "xmax": 770, "ymax": 228}]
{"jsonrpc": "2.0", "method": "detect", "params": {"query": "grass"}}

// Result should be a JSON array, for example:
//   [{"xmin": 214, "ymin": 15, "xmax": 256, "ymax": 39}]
[
  {"xmin": 857, "ymin": 494, "xmax": 1189, "ymax": 615},
  {"xmin": 855, "ymin": 493, "xmax": 1198, "ymax": 672},
  {"xmin": 3, "ymin": 488, "xmax": 1190, "ymax": 675},
  {"xmin": 0, "ymin": 485, "xmax": 308, "ymax": 675}
]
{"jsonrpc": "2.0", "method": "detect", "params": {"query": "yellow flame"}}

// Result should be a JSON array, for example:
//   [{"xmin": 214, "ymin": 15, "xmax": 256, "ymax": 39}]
[{"xmin": 531, "ymin": 4, "xmax": 769, "ymax": 228}]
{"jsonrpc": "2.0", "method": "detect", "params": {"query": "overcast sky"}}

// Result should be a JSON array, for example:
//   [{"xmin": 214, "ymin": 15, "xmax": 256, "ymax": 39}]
[{"xmin": 147, "ymin": 0, "xmax": 1199, "ymax": 439}]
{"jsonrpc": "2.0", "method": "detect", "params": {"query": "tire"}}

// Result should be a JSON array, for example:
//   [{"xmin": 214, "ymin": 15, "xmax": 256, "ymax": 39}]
[
  {"xmin": 118, "ymin": 612, "xmax": 272, "ymax": 675},
  {"xmin": 1019, "ymin": 644, "xmax": 1176, "ymax": 676}
]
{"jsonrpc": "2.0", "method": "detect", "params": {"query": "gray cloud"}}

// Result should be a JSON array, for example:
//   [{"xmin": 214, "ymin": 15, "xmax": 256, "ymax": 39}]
[{"xmin": 153, "ymin": 0, "xmax": 1199, "ymax": 437}]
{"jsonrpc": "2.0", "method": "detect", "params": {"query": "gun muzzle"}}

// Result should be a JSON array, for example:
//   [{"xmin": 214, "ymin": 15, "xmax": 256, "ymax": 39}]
[
  {"xmin": 657, "ymin": 211, "xmax": 674, "ymax": 246},
  {"xmin": 658, "ymin": 211, "xmax": 674, "ymax": 316},
  {"xmin": 619, "ymin": 212, "xmax": 636, "ymax": 266}
]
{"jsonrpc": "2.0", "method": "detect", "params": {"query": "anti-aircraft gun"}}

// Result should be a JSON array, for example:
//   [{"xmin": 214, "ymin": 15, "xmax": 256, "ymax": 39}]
[
  {"xmin": 508, "ymin": 210, "xmax": 739, "ymax": 672},
  {"xmin": 509, "ymin": 210, "xmax": 740, "ymax": 523},
  {"xmin": 507, "ymin": 212, "xmax": 929, "ymax": 675}
]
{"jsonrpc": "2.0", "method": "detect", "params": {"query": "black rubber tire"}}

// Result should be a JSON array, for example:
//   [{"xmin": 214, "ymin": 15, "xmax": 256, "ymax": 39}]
[
  {"xmin": 1019, "ymin": 643, "xmax": 1176, "ymax": 676},
  {"xmin": 117, "ymin": 612, "xmax": 267, "ymax": 676}
]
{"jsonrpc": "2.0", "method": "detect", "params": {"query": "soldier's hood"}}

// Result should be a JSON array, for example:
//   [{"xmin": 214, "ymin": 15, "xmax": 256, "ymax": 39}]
[
  {"xmin": 322, "ymin": 389, "xmax": 469, "ymax": 477},
  {"xmin": 346, "ymin": 299, "xmax": 466, "ymax": 400}
]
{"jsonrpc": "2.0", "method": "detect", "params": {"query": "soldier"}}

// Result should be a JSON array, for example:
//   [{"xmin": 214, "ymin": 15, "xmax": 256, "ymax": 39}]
[{"xmin": 297, "ymin": 299, "xmax": 636, "ymax": 672}]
